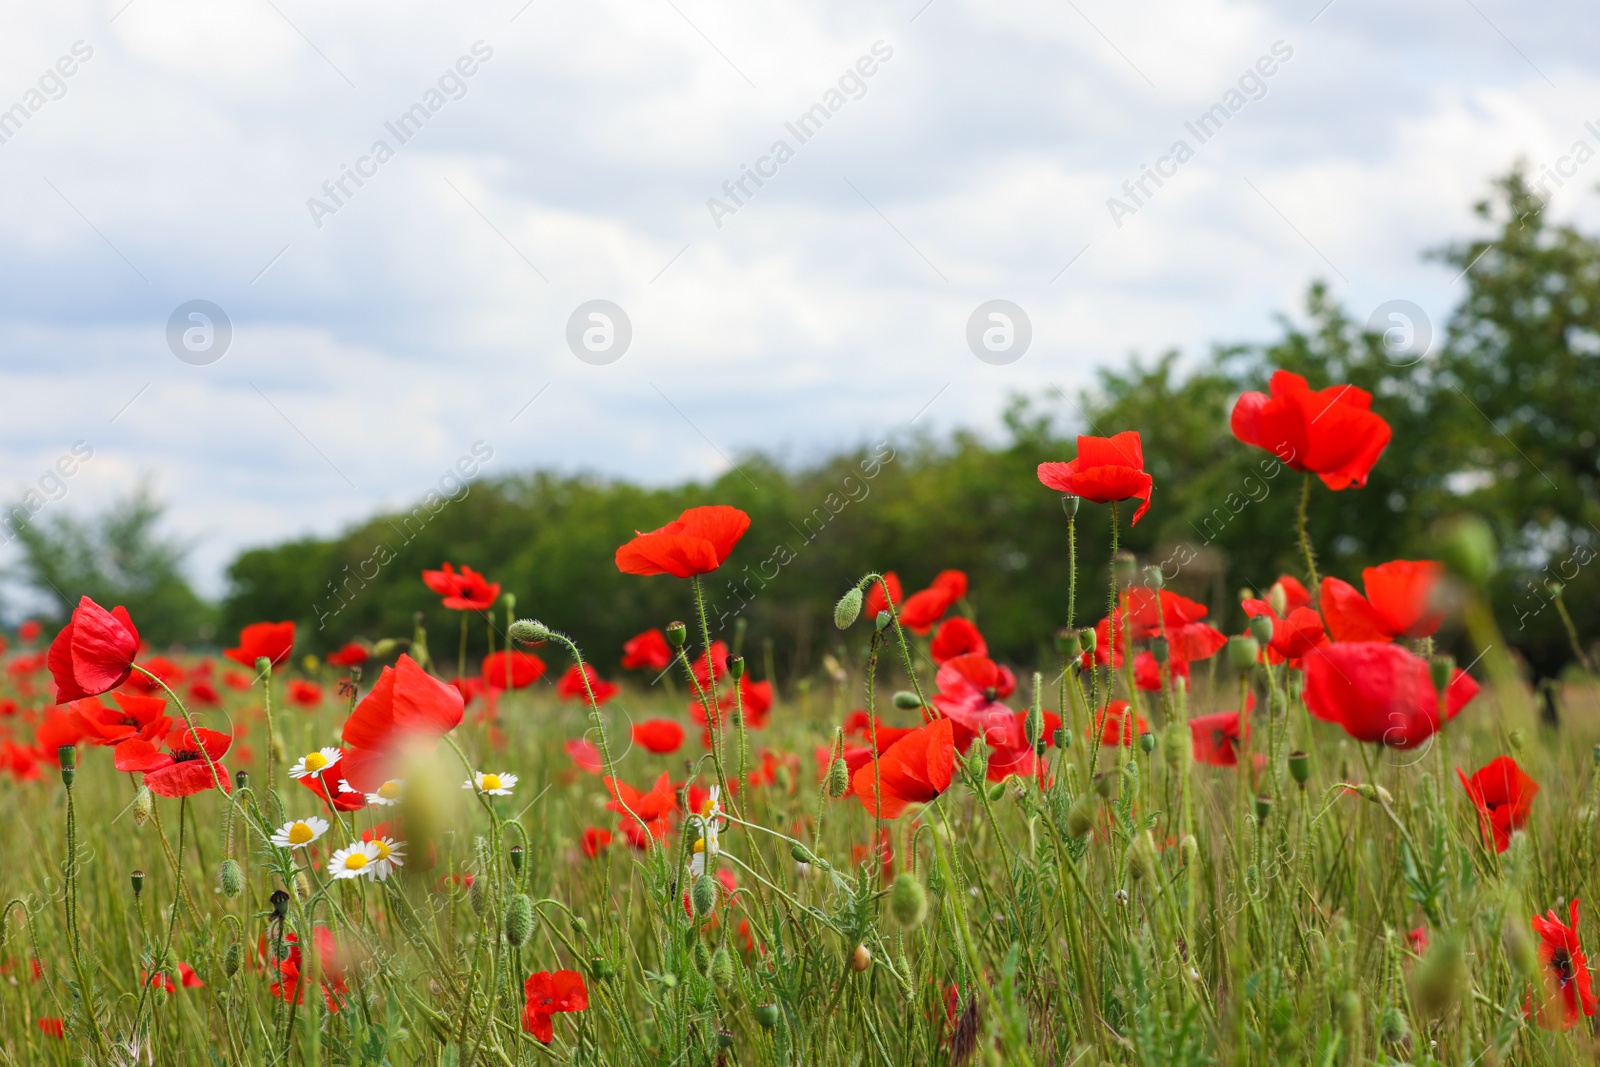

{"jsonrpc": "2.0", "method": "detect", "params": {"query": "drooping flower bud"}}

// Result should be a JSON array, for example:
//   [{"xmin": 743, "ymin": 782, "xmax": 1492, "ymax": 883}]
[
  {"xmin": 1248, "ymin": 614, "xmax": 1274, "ymax": 646},
  {"xmin": 1508, "ymin": 729, "xmax": 1525, "ymax": 752},
  {"xmin": 665, "ymin": 621, "xmax": 687, "ymax": 649},
  {"xmin": 827, "ymin": 758, "xmax": 850, "ymax": 798},
  {"xmin": 889, "ymin": 872, "xmax": 927, "ymax": 928},
  {"xmin": 505, "ymin": 893, "xmax": 533, "ymax": 947},
  {"xmin": 892, "ymin": 690, "xmax": 922, "ymax": 710},
  {"xmin": 369, "ymin": 638, "xmax": 398, "ymax": 659},
  {"xmin": 132, "ymin": 786, "xmax": 154, "ymax": 827},
  {"xmin": 1227, "ymin": 636, "xmax": 1260, "ymax": 674},
  {"xmin": 131, "ymin": 870, "xmax": 145, "ymax": 898},
  {"xmin": 790, "ymin": 842, "xmax": 814, "ymax": 865},
  {"xmin": 693, "ymin": 941, "xmax": 711, "ymax": 976},
  {"xmin": 833, "ymin": 587, "xmax": 863, "ymax": 629},
  {"xmin": 570, "ymin": 915, "xmax": 587, "ymax": 935},
  {"xmin": 691, "ymin": 875, "xmax": 718, "ymax": 917},
  {"xmin": 218, "ymin": 859, "xmax": 243, "ymax": 898},
  {"xmin": 507, "ymin": 619, "xmax": 551, "ymax": 646}
]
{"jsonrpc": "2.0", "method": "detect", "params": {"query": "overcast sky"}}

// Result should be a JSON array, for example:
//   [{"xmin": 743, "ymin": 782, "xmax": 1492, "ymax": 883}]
[{"xmin": 1, "ymin": 0, "xmax": 1597, "ymax": 599}]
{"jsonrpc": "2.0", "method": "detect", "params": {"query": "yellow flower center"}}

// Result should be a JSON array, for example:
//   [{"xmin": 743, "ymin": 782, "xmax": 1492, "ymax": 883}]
[
  {"xmin": 345, "ymin": 852, "xmax": 368, "ymax": 870},
  {"xmin": 693, "ymin": 838, "xmax": 706, "ymax": 854},
  {"xmin": 304, "ymin": 752, "xmax": 328, "ymax": 772},
  {"xmin": 377, "ymin": 781, "xmax": 401, "ymax": 800},
  {"xmin": 372, "ymin": 839, "xmax": 392, "ymax": 860},
  {"xmin": 481, "ymin": 774, "xmax": 502, "ymax": 791},
  {"xmin": 288, "ymin": 823, "xmax": 314, "ymax": 845}
]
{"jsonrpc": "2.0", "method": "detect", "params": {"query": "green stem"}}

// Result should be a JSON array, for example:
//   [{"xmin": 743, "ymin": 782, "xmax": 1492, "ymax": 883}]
[{"xmin": 1297, "ymin": 472, "xmax": 1321, "ymax": 591}]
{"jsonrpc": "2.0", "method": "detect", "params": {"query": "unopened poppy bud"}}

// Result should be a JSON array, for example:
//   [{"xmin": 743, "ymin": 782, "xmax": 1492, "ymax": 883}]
[
  {"xmin": 1149, "ymin": 636, "xmax": 1168, "ymax": 663},
  {"xmin": 1093, "ymin": 771, "xmax": 1119, "ymax": 799},
  {"xmin": 1079, "ymin": 627, "xmax": 1097, "ymax": 655},
  {"xmin": 693, "ymin": 942, "xmax": 711, "ymax": 976},
  {"xmin": 710, "ymin": 946, "xmax": 734, "ymax": 987},
  {"xmin": 570, "ymin": 915, "xmax": 587, "ymax": 935},
  {"xmin": 296, "ymin": 871, "xmax": 312, "ymax": 901},
  {"xmin": 728, "ymin": 655, "xmax": 745, "ymax": 680},
  {"xmin": 1054, "ymin": 628, "xmax": 1082, "ymax": 659},
  {"xmin": 1228, "ymin": 636, "xmax": 1260, "ymax": 674},
  {"xmin": 826, "ymin": 758, "xmax": 849, "ymax": 798},
  {"xmin": 505, "ymin": 893, "xmax": 533, "ymax": 947},
  {"xmin": 833, "ymin": 587, "xmax": 863, "ymax": 629},
  {"xmin": 1113, "ymin": 551, "xmax": 1138, "ymax": 586},
  {"xmin": 754, "ymin": 1003, "xmax": 780, "ymax": 1029},
  {"xmin": 131, "ymin": 870, "xmax": 145, "ymax": 898},
  {"xmin": 218, "ymin": 859, "xmax": 243, "ymax": 898},
  {"xmin": 1288, "ymin": 750, "xmax": 1310, "ymax": 786},
  {"xmin": 691, "ymin": 875, "xmax": 718, "ymax": 917},
  {"xmin": 892, "ymin": 690, "xmax": 922, "ymax": 710},
  {"xmin": 1436, "ymin": 514, "xmax": 1495, "ymax": 587},
  {"xmin": 234, "ymin": 770, "xmax": 249, "ymax": 791},
  {"xmin": 1337, "ymin": 991, "xmax": 1362, "ymax": 1039},
  {"xmin": 1378, "ymin": 1004, "xmax": 1409, "ymax": 1046},
  {"xmin": 507, "ymin": 619, "xmax": 551, "ymax": 646},
  {"xmin": 223, "ymin": 941, "xmax": 243, "ymax": 978},
  {"xmin": 1508, "ymin": 729, "xmax": 1525, "ymax": 752},
  {"xmin": 369, "ymin": 638, "xmax": 398, "ymax": 658},
  {"xmin": 1255, "ymin": 794, "xmax": 1273, "ymax": 822},
  {"xmin": 889, "ymin": 872, "xmax": 927, "ymax": 927},
  {"xmin": 1411, "ymin": 935, "xmax": 1466, "ymax": 1018},
  {"xmin": 1138, "ymin": 731, "xmax": 1156, "ymax": 754},
  {"xmin": 1025, "ymin": 705, "xmax": 1045, "ymax": 748},
  {"xmin": 1248, "ymin": 614, "xmax": 1274, "ymax": 645},
  {"xmin": 986, "ymin": 781, "xmax": 1006, "ymax": 802},
  {"xmin": 1429, "ymin": 655, "xmax": 1455, "ymax": 694},
  {"xmin": 659, "ymin": 972, "xmax": 677, "ymax": 989},
  {"xmin": 270, "ymin": 889, "xmax": 290, "ymax": 920},
  {"xmin": 1264, "ymin": 581, "xmax": 1288, "ymax": 619},
  {"xmin": 1179, "ymin": 834, "xmax": 1199, "ymax": 868},
  {"xmin": 1067, "ymin": 796, "xmax": 1096, "ymax": 839},
  {"xmin": 790, "ymin": 842, "xmax": 814, "ymax": 865},
  {"xmin": 1060, "ymin": 494, "xmax": 1080, "ymax": 519},
  {"xmin": 1142, "ymin": 565, "xmax": 1164, "ymax": 590},
  {"xmin": 132, "ymin": 786, "xmax": 154, "ymax": 827},
  {"xmin": 849, "ymin": 944, "xmax": 872, "ymax": 972}
]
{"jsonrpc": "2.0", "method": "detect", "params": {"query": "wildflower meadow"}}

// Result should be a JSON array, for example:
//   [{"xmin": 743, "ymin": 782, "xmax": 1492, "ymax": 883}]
[{"xmin": 2, "ymin": 367, "xmax": 1600, "ymax": 1067}]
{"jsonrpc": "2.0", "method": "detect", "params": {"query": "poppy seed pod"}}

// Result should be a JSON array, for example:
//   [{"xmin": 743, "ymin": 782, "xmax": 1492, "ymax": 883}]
[
  {"xmin": 269, "ymin": 889, "xmax": 289, "ymax": 920},
  {"xmin": 590, "ymin": 956, "xmax": 617, "ymax": 982},
  {"xmin": 1255, "ymin": 794, "xmax": 1273, "ymax": 822},
  {"xmin": 729, "ymin": 655, "xmax": 745, "ymax": 680},
  {"xmin": 505, "ymin": 893, "xmax": 533, "ymax": 947},
  {"xmin": 1149, "ymin": 636, "xmax": 1168, "ymax": 663},
  {"xmin": 1248, "ymin": 614, "xmax": 1274, "ymax": 646},
  {"xmin": 1060, "ymin": 494, "xmax": 1080, "ymax": 519},
  {"xmin": 1113, "ymin": 551, "xmax": 1138, "ymax": 586},
  {"xmin": 131, "ymin": 870, "xmax": 145, "ymax": 898},
  {"xmin": 826, "ymin": 758, "xmax": 850, "ymax": 798},
  {"xmin": 506, "ymin": 618, "xmax": 551, "ymax": 646},
  {"xmin": 1142, "ymin": 565, "xmax": 1164, "ymax": 590},
  {"xmin": 664, "ymin": 621, "xmax": 687, "ymax": 649},
  {"xmin": 1053, "ymin": 727, "xmax": 1070, "ymax": 749},
  {"xmin": 509, "ymin": 844, "xmax": 524, "ymax": 872},
  {"xmin": 1288, "ymin": 750, "xmax": 1311, "ymax": 786},
  {"xmin": 889, "ymin": 872, "xmax": 928, "ymax": 927},
  {"xmin": 754, "ymin": 1003, "xmax": 781, "ymax": 1029},
  {"xmin": 874, "ymin": 610, "xmax": 891, "ymax": 632},
  {"xmin": 234, "ymin": 770, "xmax": 249, "ymax": 791},
  {"xmin": 833, "ymin": 587, "xmax": 863, "ymax": 629},
  {"xmin": 691, "ymin": 875, "xmax": 718, "ymax": 916},
  {"xmin": 1054, "ymin": 628, "xmax": 1082, "ymax": 659},
  {"xmin": 58, "ymin": 745, "xmax": 75, "ymax": 786},
  {"xmin": 218, "ymin": 859, "xmax": 243, "ymax": 898},
  {"xmin": 1227, "ymin": 636, "xmax": 1260, "ymax": 674},
  {"xmin": 254, "ymin": 656, "xmax": 272, "ymax": 676},
  {"xmin": 1428, "ymin": 655, "xmax": 1455, "ymax": 695},
  {"xmin": 892, "ymin": 690, "xmax": 922, "ymax": 710},
  {"xmin": 1138, "ymin": 731, "xmax": 1156, "ymax": 754},
  {"xmin": 850, "ymin": 944, "xmax": 872, "ymax": 972},
  {"xmin": 132, "ymin": 786, "xmax": 154, "ymax": 827}
]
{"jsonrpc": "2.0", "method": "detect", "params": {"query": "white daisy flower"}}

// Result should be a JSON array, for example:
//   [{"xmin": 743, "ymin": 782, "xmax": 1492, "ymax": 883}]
[
  {"xmin": 462, "ymin": 771, "xmax": 517, "ymax": 796},
  {"xmin": 687, "ymin": 785, "xmax": 723, "ymax": 876},
  {"xmin": 270, "ymin": 816, "xmax": 330, "ymax": 850},
  {"xmin": 366, "ymin": 835, "xmax": 405, "ymax": 880},
  {"xmin": 328, "ymin": 841, "xmax": 380, "ymax": 880},
  {"xmin": 364, "ymin": 779, "xmax": 404, "ymax": 806},
  {"xmin": 287, "ymin": 747, "xmax": 342, "ymax": 780}
]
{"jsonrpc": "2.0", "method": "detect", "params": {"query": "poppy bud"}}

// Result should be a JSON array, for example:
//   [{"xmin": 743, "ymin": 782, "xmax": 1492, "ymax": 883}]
[
  {"xmin": 132, "ymin": 786, "xmax": 153, "ymax": 827},
  {"xmin": 659, "ymin": 972, "xmax": 677, "ymax": 989},
  {"xmin": 1337, "ymin": 991, "xmax": 1362, "ymax": 1041},
  {"xmin": 509, "ymin": 844, "xmax": 524, "ymax": 872},
  {"xmin": 590, "ymin": 956, "xmax": 617, "ymax": 982},
  {"xmin": 790, "ymin": 842, "xmax": 814, "ymax": 865},
  {"xmin": 570, "ymin": 916, "xmax": 587, "ymax": 935},
  {"xmin": 505, "ymin": 893, "xmax": 533, "ymax": 947},
  {"xmin": 1264, "ymin": 581, "xmax": 1288, "ymax": 619},
  {"xmin": 1054, "ymin": 628, "xmax": 1081, "ymax": 659},
  {"xmin": 1377, "ymin": 1004, "xmax": 1409, "ymax": 1046},
  {"xmin": 1138, "ymin": 731, "xmax": 1156, "ymax": 754},
  {"xmin": 826, "ymin": 758, "xmax": 849, "ymax": 798},
  {"xmin": 296, "ymin": 871, "xmax": 312, "ymax": 901},
  {"xmin": 1247, "ymin": 614, "xmax": 1274, "ymax": 646},
  {"xmin": 1060, "ymin": 494, "xmax": 1080, "ymax": 519},
  {"xmin": 234, "ymin": 770, "xmax": 249, "ymax": 791},
  {"xmin": 693, "ymin": 941, "xmax": 711, "ymax": 976},
  {"xmin": 1093, "ymin": 771, "xmax": 1119, "ymax": 800},
  {"xmin": 270, "ymin": 889, "xmax": 290, "ymax": 920},
  {"xmin": 892, "ymin": 690, "xmax": 922, "ymax": 710},
  {"xmin": 1428, "ymin": 655, "xmax": 1455, "ymax": 695},
  {"xmin": 1149, "ymin": 637, "xmax": 1168, "ymax": 663},
  {"xmin": 889, "ymin": 872, "xmax": 927, "ymax": 928},
  {"xmin": 223, "ymin": 941, "xmax": 243, "ymax": 978},
  {"xmin": 1411, "ymin": 934, "xmax": 1466, "ymax": 1018},
  {"xmin": 369, "ymin": 638, "xmax": 398, "ymax": 658},
  {"xmin": 1288, "ymin": 750, "xmax": 1310, "ymax": 785},
  {"xmin": 502, "ymin": 591, "xmax": 516, "ymax": 611},
  {"xmin": 1066, "ymin": 796, "xmax": 1096, "ymax": 838},
  {"xmin": 728, "ymin": 655, "xmax": 745, "ymax": 680},
  {"xmin": 849, "ymin": 944, "xmax": 872, "ymax": 972},
  {"xmin": 691, "ymin": 875, "xmax": 718, "ymax": 917},
  {"xmin": 1179, "ymin": 834, "xmax": 1199, "ymax": 868},
  {"xmin": 754, "ymin": 1003, "xmax": 781, "ymax": 1029},
  {"xmin": 1079, "ymin": 627, "xmax": 1097, "ymax": 656},
  {"xmin": 833, "ymin": 588, "xmax": 863, "ymax": 629},
  {"xmin": 1508, "ymin": 729, "xmax": 1525, "ymax": 752},
  {"xmin": 1436, "ymin": 514, "xmax": 1496, "ymax": 587},
  {"xmin": 1113, "ymin": 551, "xmax": 1138, "ymax": 586},
  {"xmin": 986, "ymin": 781, "xmax": 1006, "ymax": 802},
  {"xmin": 506, "ymin": 619, "xmax": 551, "ymax": 646},
  {"xmin": 218, "ymin": 859, "xmax": 243, "ymax": 898},
  {"xmin": 1142, "ymin": 565, "xmax": 1164, "ymax": 590},
  {"xmin": 1227, "ymin": 636, "xmax": 1259, "ymax": 674},
  {"xmin": 710, "ymin": 946, "xmax": 734, "ymax": 987},
  {"xmin": 1025, "ymin": 705, "xmax": 1045, "ymax": 748},
  {"xmin": 1255, "ymin": 794, "xmax": 1272, "ymax": 822},
  {"xmin": 131, "ymin": 870, "xmax": 145, "ymax": 898}
]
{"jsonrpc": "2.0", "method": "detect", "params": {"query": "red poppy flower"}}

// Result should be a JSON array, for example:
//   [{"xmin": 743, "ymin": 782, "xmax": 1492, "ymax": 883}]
[
  {"xmin": 1, "ymin": 741, "xmax": 41, "ymax": 781},
  {"xmin": 1089, "ymin": 701, "xmax": 1148, "ymax": 747},
  {"xmin": 863, "ymin": 572, "xmax": 903, "ymax": 622},
  {"xmin": 928, "ymin": 654, "xmax": 1016, "ymax": 746},
  {"xmin": 1529, "ymin": 899, "xmax": 1598, "ymax": 1030},
  {"xmin": 929, "ymin": 617, "xmax": 987, "ymax": 664},
  {"xmin": 18, "ymin": 620, "xmax": 41, "ymax": 643},
  {"xmin": 566, "ymin": 738, "xmax": 603, "ymax": 774},
  {"xmin": 1320, "ymin": 561, "xmax": 1444, "ymax": 643},
  {"xmin": 223, "ymin": 670, "xmax": 253, "ymax": 691},
  {"xmin": 853, "ymin": 717, "xmax": 957, "ymax": 818},
  {"xmin": 1303, "ymin": 641, "xmax": 1478, "ymax": 748},
  {"xmin": 620, "ymin": 629, "xmax": 672, "ymax": 673},
  {"xmin": 1189, "ymin": 704, "xmax": 1254, "ymax": 767},
  {"xmin": 71, "ymin": 693, "xmax": 172, "ymax": 747},
  {"xmin": 287, "ymin": 679, "xmax": 323, "ymax": 708},
  {"xmin": 339, "ymin": 654, "xmax": 464, "ymax": 793},
  {"xmin": 898, "ymin": 571, "xmax": 969, "ymax": 633},
  {"xmin": 419, "ymin": 562, "xmax": 499, "ymax": 611},
  {"xmin": 581, "ymin": 826, "xmax": 613, "ymax": 858},
  {"xmin": 270, "ymin": 928, "xmax": 347, "ymax": 1012},
  {"xmin": 188, "ymin": 680, "xmax": 220, "ymax": 706},
  {"xmin": 1133, "ymin": 651, "xmax": 1191, "ymax": 691},
  {"xmin": 114, "ymin": 727, "xmax": 232, "ymax": 797},
  {"xmin": 223, "ymin": 621, "xmax": 295, "ymax": 670},
  {"xmin": 1241, "ymin": 575, "xmax": 1314, "ymax": 618},
  {"xmin": 35, "ymin": 709, "xmax": 86, "ymax": 764},
  {"xmin": 605, "ymin": 771, "xmax": 677, "ymax": 846},
  {"xmin": 522, "ymin": 969, "xmax": 589, "ymax": 1042},
  {"xmin": 482, "ymin": 650, "xmax": 546, "ymax": 690},
  {"xmin": 326, "ymin": 643, "xmax": 368, "ymax": 668},
  {"xmin": 557, "ymin": 664, "xmax": 619, "ymax": 705},
  {"xmin": 1038, "ymin": 431, "xmax": 1153, "ymax": 525},
  {"xmin": 1457, "ymin": 755, "xmax": 1538, "ymax": 853},
  {"xmin": 1230, "ymin": 370, "xmax": 1392, "ymax": 489},
  {"xmin": 632, "ymin": 719, "xmax": 685, "ymax": 754},
  {"xmin": 614, "ymin": 505, "xmax": 750, "ymax": 578},
  {"xmin": 37, "ymin": 1017, "xmax": 64, "ymax": 1038},
  {"xmin": 122, "ymin": 656, "xmax": 185, "ymax": 695},
  {"xmin": 298, "ymin": 753, "xmax": 365, "ymax": 812},
  {"xmin": 47, "ymin": 596, "xmax": 140, "ymax": 702},
  {"xmin": 983, "ymin": 709, "xmax": 1062, "ymax": 784}
]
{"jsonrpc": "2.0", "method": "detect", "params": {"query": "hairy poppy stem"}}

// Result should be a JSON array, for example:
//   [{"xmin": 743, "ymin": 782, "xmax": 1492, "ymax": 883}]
[{"xmin": 1297, "ymin": 472, "xmax": 1321, "ymax": 590}]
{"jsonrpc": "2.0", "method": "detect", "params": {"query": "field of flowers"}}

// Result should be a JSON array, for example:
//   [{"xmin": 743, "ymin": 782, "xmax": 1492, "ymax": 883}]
[{"xmin": 0, "ymin": 367, "xmax": 1597, "ymax": 1065}]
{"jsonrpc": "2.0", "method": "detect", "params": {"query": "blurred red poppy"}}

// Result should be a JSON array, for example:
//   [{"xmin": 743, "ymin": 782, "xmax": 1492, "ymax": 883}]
[
  {"xmin": 605, "ymin": 771, "xmax": 676, "ymax": 846},
  {"xmin": 340, "ymin": 654, "xmax": 464, "ymax": 793},
  {"xmin": 1529, "ymin": 899, "xmax": 1597, "ymax": 1030},
  {"xmin": 326, "ymin": 643, "xmax": 368, "ymax": 667},
  {"xmin": 48, "ymin": 596, "xmax": 140, "ymax": 702},
  {"xmin": 1303, "ymin": 642, "xmax": 1478, "ymax": 748},
  {"xmin": 1189, "ymin": 702, "xmax": 1254, "ymax": 767},
  {"xmin": 620, "ymin": 629, "xmax": 672, "ymax": 673},
  {"xmin": 287, "ymin": 679, "xmax": 323, "ymax": 708},
  {"xmin": 1457, "ymin": 755, "xmax": 1538, "ymax": 853},
  {"xmin": 18, "ymin": 620, "xmax": 41, "ymax": 643},
  {"xmin": 522, "ymin": 969, "xmax": 588, "ymax": 1042},
  {"xmin": 929, "ymin": 653, "xmax": 1016, "ymax": 746},
  {"xmin": 1038, "ymin": 431, "xmax": 1153, "ymax": 524},
  {"xmin": 482, "ymin": 650, "xmax": 545, "ymax": 690},
  {"xmin": 852, "ymin": 718, "xmax": 957, "ymax": 818},
  {"xmin": 581, "ymin": 826, "xmax": 613, "ymax": 858},
  {"xmin": 421, "ymin": 563, "xmax": 501, "ymax": 611},
  {"xmin": 122, "ymin": 656, "xmax": 184, "ymax": 695},
  {"xmin": 1089, "ymin": 701, "xmax": 1148, "ymax": 747},
  {"xmin": 557, "ymin": 664, "xmax": 619, "ymax": 705},
  {"xmin": 614, "ymin": 505, "xmax": 750, "ymax": 578},
  {"xmin": 1321, "ymin": 560, "xmax": 1444, "ymax": 643},
  {"xmin": 632, "ymin": 719, "xmax": 685, "ymax": 754},
  {"xmin": 223, "ymin": 621, "xmax": 295, "ymax": 669},
  {"xmin": 37, "ymin": 1017, "xmax": 63, "ymax": 1038},
  {"xmin": 898, "ymin": 571, "xmax": 968, "ymax": 633},
  {"xmin": 1230, "ymin": 370, "xmax": 1391, "ymax": 489},
  {"xmin": 929, "ymin": 617, "xmax": 986, "ymax": 664}
]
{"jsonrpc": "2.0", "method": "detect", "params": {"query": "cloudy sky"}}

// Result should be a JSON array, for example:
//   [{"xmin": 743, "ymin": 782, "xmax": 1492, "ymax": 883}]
[{"xmin": 1, "ymin": 0, "xmax": 1597, "ymax": 598}]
